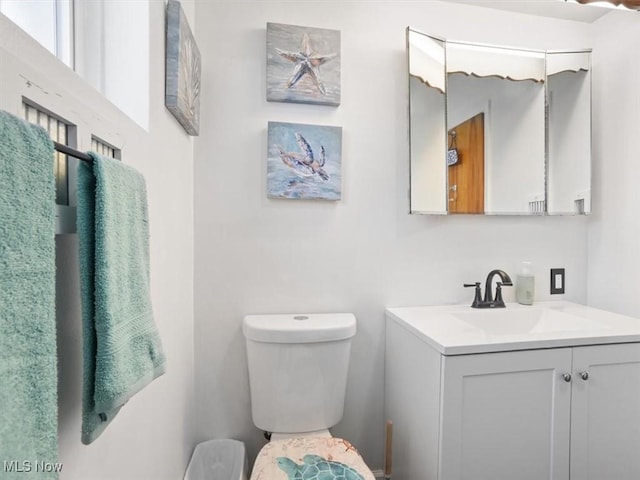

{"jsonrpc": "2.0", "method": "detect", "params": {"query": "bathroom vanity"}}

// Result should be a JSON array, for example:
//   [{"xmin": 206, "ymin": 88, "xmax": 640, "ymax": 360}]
[{"xmin": 384, "ymin": 302, "xmax": 640, "ymax": 480}]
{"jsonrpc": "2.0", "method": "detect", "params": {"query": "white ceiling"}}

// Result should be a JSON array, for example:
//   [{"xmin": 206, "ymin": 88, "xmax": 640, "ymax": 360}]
[{"xmin": 441, "ymin": 0, "xmax": 612, "ymax": 23}]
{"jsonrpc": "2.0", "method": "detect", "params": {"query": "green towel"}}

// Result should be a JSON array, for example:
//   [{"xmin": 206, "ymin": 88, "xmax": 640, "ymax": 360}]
[
  {"xmin": 0, "ymin": 111, "xmax": 58, "ymax": 477},
  {"xmin": 77, "ymin": 153, "xmax": 166, "ymax": 445}
]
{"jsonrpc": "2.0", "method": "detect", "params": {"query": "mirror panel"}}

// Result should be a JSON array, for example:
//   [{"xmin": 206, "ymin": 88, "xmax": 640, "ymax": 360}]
[
  {"xmin": 408, "ymin": 29, "xmax": 447, "ymax": 214},
  {"xmin": 447, "ymin": 42, "xmax": 546, "ymax": 214},
  {"xmin": 547, "ymin": 50, "xmax": 592, "ymax": 215}
]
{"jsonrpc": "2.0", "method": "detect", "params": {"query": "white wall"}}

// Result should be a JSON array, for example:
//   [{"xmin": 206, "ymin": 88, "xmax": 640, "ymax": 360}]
[
  {"xmin": 0, "ymin": 1, "xmax": 195, "ymax": 478},
  {"xmin": 193, "ymin": 0, "xmax": 592, "ymax": 470},
  {"xmin": 588, "ymin": 11, "xmax": 640, "ymax": 317}
]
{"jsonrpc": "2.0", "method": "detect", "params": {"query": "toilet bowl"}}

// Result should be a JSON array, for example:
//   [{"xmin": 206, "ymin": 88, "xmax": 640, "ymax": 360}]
[{"xmin": 242, "ymin": 313, "xmax": 374, "ymax": 479}]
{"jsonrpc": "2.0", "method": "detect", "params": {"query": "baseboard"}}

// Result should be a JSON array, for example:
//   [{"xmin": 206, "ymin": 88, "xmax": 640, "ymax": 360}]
[{"xmin": 371, "ymin": 469, "xmax": 385, "ymax": 479}]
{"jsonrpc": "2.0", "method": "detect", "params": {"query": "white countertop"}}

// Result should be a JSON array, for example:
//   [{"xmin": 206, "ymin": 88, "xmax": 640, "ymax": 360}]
[{"xmin": 385, "ymin": 301, "xmax": 640, "ymax": 355}]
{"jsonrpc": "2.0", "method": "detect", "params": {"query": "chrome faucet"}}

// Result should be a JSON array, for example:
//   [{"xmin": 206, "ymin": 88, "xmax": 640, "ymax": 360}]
[{"xmin": 464, "ymin": 269, "xmax": 513, "ymax": 308}]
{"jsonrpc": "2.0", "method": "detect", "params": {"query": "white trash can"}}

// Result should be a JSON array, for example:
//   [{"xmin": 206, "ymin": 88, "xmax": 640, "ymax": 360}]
[{"xmin": 184, "ymin": 439, "xmax": 248, "ymax": 480}]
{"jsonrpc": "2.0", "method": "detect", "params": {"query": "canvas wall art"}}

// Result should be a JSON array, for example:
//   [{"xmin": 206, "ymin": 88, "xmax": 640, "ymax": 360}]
[
  {"xmin": 165, "ymin": 0, "xmax": 201, "ymax": 136},
  {"xmin": 267, "ymin": 23, "xmax": 341, "ymax": 106},
  {"xmin": 267, "ymin": 121, "xmax": 343, "ymax": 200}
]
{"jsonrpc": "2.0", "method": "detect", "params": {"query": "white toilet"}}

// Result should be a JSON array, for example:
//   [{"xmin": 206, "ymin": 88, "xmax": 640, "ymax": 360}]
[{"xmin": 242, "ymin": 313, "xmax": 374, "ymax": 480}]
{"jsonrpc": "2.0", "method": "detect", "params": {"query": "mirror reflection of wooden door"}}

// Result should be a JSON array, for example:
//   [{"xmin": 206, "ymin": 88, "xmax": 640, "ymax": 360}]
[{"xmin": 448, "ymin": 112, "xmax": 484, "ymax": 214}]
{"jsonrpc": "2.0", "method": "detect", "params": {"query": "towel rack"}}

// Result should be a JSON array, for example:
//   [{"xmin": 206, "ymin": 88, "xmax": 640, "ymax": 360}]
[
  {"xmin": 53, "ymin": 141, "xmax": 93, "ymax": 163},
  {"xmin": 54, "ymin": 141, "xmax": 92, "ymax": 235}
]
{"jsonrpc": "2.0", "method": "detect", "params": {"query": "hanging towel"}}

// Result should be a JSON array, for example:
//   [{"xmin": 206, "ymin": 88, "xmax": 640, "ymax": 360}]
[
  {"xmin": 0, "ymin": 110, "xmax": 58, "ymax": 477},
  {"xmin": 77, "ymin": 153, "xmax": 166, "ymax": 445}
]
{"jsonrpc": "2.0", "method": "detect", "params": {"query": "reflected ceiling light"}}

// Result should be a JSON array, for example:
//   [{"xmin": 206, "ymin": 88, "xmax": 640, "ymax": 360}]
[{"xmin": 567, "ymin": 0, "xmax": 640, "ymax": 10}]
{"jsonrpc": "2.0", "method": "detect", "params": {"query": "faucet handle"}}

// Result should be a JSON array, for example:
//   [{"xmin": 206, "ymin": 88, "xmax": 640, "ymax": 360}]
[
  {"xmin": 464, "ymin": 282, "xmax": 483, "ymax": 308},
  {"xmin": 494, "ymin": 282, "xmax": 511, "ymax": 307}
]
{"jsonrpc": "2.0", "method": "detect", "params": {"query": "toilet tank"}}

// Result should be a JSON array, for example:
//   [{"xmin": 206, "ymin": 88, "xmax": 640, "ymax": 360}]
[{"xmin": 242, "ymin": 313, "xmax": 356, "ymax": 435}]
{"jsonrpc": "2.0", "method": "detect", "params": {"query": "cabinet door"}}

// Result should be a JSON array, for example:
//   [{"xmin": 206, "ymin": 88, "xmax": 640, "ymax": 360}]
[
  {"xmin": 570, "ymin": 343, "xmax": 640, "ymax": 480},
  {"xmin": 440, "ymin": 348, "xmax": 572, "ymax": 480}
]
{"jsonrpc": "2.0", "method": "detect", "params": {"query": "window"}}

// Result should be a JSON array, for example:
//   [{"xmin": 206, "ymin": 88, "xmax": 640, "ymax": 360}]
[
  {"xmin": 527, "ymin": 194, "xmax": 546, "ymax": 216},
  {"xmin": 91, "ymin": 136, "xmax": 121, "ymax": 160},
  {"xmin": 0, "ymin": 0, "xmax": 73, "ymax": 67},
  {"xmin": 22, "ymin": 100, "xmax": 75, "ymax": 205},
  {"xmin": 22, "ymin": 101, "xmax": 124, "ymax": 235},
  {"xmin": 75, "ymin": 0, "xmax": 150, "ymax": 128},
  {"xmin": 2, "ymin": 0, "xmax": 149, "ymax": 128}
]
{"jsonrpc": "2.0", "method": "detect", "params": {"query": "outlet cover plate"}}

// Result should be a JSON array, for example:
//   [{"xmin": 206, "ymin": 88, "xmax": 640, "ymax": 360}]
[{"xmin": 550, "ymin": 268, "xmax": 565, "ymax": 294}]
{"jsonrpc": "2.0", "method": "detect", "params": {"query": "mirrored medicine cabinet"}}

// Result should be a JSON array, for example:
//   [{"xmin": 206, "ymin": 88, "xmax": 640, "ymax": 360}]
[{"xmin": 407, "ymin": 28, "xmax": 592, "ymax": 216}]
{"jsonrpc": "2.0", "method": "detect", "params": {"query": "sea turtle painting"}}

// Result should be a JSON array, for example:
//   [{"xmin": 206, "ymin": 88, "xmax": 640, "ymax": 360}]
[
  {"xmin": 276, "ymin": 454, "xmax": 365, "ymax": 480},
  {"xmin": 276, "ymin": 132, "xmax": 329, "ymax": 181},
  {"xmin": 267, "ymin": 121, "xmax": 342, "ymax": 200}
]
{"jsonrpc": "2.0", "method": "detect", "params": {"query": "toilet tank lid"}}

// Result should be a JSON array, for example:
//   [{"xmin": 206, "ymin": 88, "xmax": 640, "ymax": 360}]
[{"xmin": 243, "ymin": 313, "xmax": 356, "ymax": 343}]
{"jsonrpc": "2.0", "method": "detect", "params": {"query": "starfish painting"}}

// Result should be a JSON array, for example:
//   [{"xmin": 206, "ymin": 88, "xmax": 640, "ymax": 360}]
[
  {"xmin": 275, "ymin": 32, "xmax": 337, "ymax": 95},
  {"xmin": 276, "ymin": 132, "xmax": 329, "ymax": 181},
  {"xmin": 267, "ymin": 23, "xmax": 341, "ymax": 106}
]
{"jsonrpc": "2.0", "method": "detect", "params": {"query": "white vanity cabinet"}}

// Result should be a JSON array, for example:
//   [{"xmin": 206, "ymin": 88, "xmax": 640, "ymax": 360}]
[
  {"xmin": 384, "ymin": 306, "xmax": 640, "ymax": 480},
  {"xmin": 569, "ymin": 343, "xmax": 640, "ymax": 480},
  {"xmin": 439, "ymin": 348, "xmax": 572, "ymax": 480}
]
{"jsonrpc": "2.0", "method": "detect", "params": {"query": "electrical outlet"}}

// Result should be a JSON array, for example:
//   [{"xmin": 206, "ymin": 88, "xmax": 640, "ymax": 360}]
[{"xmin": 550, "ymin": 268, "xmax": 565, "ymax": 294}]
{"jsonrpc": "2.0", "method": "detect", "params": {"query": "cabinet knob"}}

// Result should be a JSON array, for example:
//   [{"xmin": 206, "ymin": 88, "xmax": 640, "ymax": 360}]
[
  {"xmin": 562, "ymin": 373, "xmax": 572, "ymax": 382},
  {"xmin": 580, "ymin": 371, "xmax": 589, "ymax": 381}
]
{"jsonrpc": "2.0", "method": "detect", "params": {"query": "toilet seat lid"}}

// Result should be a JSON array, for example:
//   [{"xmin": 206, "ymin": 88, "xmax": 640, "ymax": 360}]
[{"xmin": 250, "ymin": 437, "xmax": 374, "ymax": 480}]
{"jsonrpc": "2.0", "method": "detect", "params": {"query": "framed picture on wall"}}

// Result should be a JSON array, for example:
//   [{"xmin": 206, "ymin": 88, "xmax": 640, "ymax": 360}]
[
  {"xmin": 165, "ymin": 0, "xmax": 201, "ymax": 136},
  {"xmin": 267, "ymin": 121, "xmax": 343, "ymax": 200},
  {"xmin": 266, "ymin": 23, "xmax": 341, "ymax": 106}
]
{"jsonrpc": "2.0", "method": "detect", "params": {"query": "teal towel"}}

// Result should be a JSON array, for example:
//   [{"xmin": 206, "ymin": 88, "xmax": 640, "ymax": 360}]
[
  {"xmin": 77, "ymin": 153, "xmax": 166, "ymax": 445},
  {"xmin": 0, "ymin": 111, "xmax": 58, "ymax": 477}
]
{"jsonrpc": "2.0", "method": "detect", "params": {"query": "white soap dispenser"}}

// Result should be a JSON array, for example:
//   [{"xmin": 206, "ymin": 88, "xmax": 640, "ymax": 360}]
[{"xmin": 516, "ymin": 261, "xmax": 535, "ymax": 305}]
